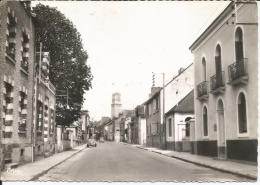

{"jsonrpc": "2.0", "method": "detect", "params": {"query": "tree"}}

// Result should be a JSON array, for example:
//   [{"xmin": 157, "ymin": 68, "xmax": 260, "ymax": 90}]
[{"xmin": 32, "ymin": 4, "xmax": 93, "ymax": 127}]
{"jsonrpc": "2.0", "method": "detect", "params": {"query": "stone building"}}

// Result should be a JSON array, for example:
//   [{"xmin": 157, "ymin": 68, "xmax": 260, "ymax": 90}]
[
  {"xmin": 144, "ymin": 87, "xmax": 162, "ymax": 148},
  {"xmin": 189, "ymin": 1, "xmax": 258, "ymax": 161},
  {"xmin": 0, "ymin": 1, "xmax": 35, "ymax": 166},
  {"xmin": 34, "ymin": 77, "xmax": 56, "ymax": 158}
]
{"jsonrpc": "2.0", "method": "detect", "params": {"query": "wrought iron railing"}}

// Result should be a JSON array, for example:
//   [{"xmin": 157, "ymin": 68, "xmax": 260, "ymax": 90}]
[
  {"xmin": 197, "ymin": 81, "xmax": 208, "ymax": 98},
  {"xmin": 49, "ymin": 82, "xmax": 56, "ymax": 93},
  {"xmin": 210, "ymin": 71, "xmax": 225, "ymax": 91},
  {"xmin": 228, "ymin": 58, "xmax": 248, "ymax": 82},
  {"xmin": 21, "ymin": 60, "xmax": 29, "ymax": 72},
  {"xmin": 18, "ymin": 125, "xmax": 26, "ymax": 132}
]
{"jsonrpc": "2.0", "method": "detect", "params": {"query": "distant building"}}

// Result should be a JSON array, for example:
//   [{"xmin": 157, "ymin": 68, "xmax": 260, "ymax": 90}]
[
  {"xmin": 129, "ymin": 105, "xmax": 146, "ymax": 145},
  {"xmin": 105, "ymin": 120, "xmax": 114, "ymax": 141},
  {"xmin": 111, "ymin": 92, "xmax": 122, "ymax": 118},
  {"xmin": 189, "ymin": 1, "xmax": 258, "ymax": 161},
  {"xmin": 79, "ymin": 110, "xmax": 90, "ymax": 142},
  {"xmin": 114, "ymin": 110, "xmax": 133, "ymax": 143}
]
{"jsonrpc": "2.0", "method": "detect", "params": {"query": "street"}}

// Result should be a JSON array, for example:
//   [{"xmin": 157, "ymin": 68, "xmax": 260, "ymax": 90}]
[{"xmin": 38, "ymin": 142, "xmax": 250, "ymax": 182}]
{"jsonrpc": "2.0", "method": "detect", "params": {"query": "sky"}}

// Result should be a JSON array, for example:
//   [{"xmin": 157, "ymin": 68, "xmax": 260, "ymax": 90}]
[{"xmin": 34, "ymin": 1, "xmax": 229, "ymax": 121}]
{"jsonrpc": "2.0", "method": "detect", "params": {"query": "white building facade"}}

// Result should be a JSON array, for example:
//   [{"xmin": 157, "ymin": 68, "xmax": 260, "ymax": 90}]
[{"xmin": 190, "ymin": 1, "xmax": 258, "ymax": 161}]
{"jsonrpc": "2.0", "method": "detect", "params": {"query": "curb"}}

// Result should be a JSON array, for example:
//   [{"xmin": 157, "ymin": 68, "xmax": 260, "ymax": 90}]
[
  {"xmin": 135, "ymin": 146, "xmax": 257, "ymax": 180},
  {"xmin": 30, "ymin": 145, "xmax": 86, "ymax": 181}
]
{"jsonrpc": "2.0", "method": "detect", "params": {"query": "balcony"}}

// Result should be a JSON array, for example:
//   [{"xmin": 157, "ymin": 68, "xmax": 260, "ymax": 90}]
[
  {"xmin": 210, "ymin": 71, "xmax": 225, "ymax": 95},
  {"xmin": 18, "ymin": 124, "xmax": 26, "ymax": 136},
  {"xmin": 228, "ymin": 59, "xmax": 248, "ymax": 86},
  {"xmin": 197, "ymin": 81, "xmax": 209, "ymax": 101}
]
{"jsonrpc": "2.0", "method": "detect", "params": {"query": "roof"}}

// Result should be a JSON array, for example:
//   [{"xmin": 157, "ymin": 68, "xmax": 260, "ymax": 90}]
[
  {"xmin": 166, "ymin": 90, "xmax": 194, "ymax": 115},
  {"xmin": 164, "ymin": 63, "xmax": 193, "ymax": 88},
  {"xmin": 144, "ymin": 63, "xmax": 193, "ymax": 105},
  {"xmin": 144, "ymin": 88, "xmax": 161, "ymax": 105},
  {"xmin": 189, "ymin": 1, "xmax": 233, "ymax": 51}
]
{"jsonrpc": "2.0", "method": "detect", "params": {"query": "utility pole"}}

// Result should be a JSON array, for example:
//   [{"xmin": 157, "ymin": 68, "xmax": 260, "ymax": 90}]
[{"xmin": 162, "ymin": 72, "xmax": 166, "ymax": 149}]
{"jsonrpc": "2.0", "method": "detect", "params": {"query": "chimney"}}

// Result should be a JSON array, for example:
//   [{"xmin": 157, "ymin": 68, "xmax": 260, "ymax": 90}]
[
  {"xmin": 178, "ymin": 67, "xmax": 185, "ymax": 75},
  {"xmin": 149, "ymin": 87, "xmax": 161, "ymax": 98}
]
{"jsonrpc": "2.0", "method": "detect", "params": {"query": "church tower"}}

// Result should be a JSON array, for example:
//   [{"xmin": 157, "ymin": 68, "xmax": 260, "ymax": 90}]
[{"xmin": 111, "ymin": 93, "xmax": 122, "ymax": 118}]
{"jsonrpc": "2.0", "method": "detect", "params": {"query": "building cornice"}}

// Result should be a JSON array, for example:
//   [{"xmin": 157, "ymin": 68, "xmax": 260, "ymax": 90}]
[{"xmin": 189, "ymin": 2, "xmax": 234, "ymax": 52}]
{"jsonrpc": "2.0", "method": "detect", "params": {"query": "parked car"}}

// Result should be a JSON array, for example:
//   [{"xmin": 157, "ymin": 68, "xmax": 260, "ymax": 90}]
[
  {"xmin": 100, "ymin": 137, "xmax": 105, "ymax": 143},
  {"xmin": 87, "ymin": 139, "xmax": 97, "ymax": 147}
]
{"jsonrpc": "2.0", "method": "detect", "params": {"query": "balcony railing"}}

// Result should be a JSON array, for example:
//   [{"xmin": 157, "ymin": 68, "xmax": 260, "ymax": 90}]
[
  {"xmin": 210, "ymin": 71, "xmax": 225, "ymax": 95},
  {"xmin": 49, "ymin": 82, "xmax": 56, "ymax": 94},
  {"xmin": 18, "ymin": 125, "xmax": 26, "ymax": 132},
  {"xmin": 228, "ymin": 58, "xmax": 248, "ymax": 85},
  {"xmin": 197, "ymin": 81, "xmax": 209, "ymax": 101},
  {"xmin": 18, "ymin": 124, "xmax": 26, "ymax": 136},
  {"xmin": 21, "ymin": 59, "xmax": 29, "ymax": 72}
]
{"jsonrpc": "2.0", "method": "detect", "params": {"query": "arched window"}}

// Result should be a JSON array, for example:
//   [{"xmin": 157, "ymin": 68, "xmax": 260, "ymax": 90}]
[
  {"xmin": 235, "ymin": 27, "xmax": 244, "ymax": 62},
  {"xmin": 215, "ymin": 44, "xmax": 223, "ymax": 86},
  {"xmin": 238, "ymin": 93, "xmax": 247, "ymax": 133},
  {"xmin": 168, "ymin": 118, "xmax": 172, "ymax": 137},
  {"xmin": 185, "ymin": 117, "xmax": 192, "ymax": 137},
  {"xmin": 202, "ymin": 57, "xmax": 206, "ymax": 81},
  {"xmin": 203, "ymin": 107, "xmax": 208, "ymax": 136}
]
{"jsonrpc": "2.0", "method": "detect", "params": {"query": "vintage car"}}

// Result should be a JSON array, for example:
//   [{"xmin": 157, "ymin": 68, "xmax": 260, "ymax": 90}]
[{"xmin": 87, "ymin": 138, "xmax": 97, "ymax": 147}]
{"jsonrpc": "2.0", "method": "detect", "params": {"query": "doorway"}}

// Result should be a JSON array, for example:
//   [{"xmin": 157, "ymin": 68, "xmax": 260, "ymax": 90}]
[{"xmin": 217, "ymin": 99, "xmax": 226, "ymax": 159}]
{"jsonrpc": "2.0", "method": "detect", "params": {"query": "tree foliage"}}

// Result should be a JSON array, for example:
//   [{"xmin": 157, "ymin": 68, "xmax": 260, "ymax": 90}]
[{"xmin": 32, "ymin": 4, "xmax": 93, "ymax": 127}]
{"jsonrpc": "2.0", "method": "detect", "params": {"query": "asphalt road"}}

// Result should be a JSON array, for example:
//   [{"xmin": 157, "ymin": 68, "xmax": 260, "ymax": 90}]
[{"xmin": 38, "ymin": 142, "xmax": 251, "ymax": 182}]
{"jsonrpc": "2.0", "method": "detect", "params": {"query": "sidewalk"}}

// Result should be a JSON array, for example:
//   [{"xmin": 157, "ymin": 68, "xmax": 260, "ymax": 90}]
[
  {"xmin": 124, "ymin": 143, "xmax": 258, "ymax": 180},
  {"xmin": 1, "ymin": 144, "xmax": 86, "ymax": 181}
]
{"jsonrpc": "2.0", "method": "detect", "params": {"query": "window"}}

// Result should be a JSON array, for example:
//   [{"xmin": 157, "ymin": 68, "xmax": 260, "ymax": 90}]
[
  {"xmin": 21, "ymin": 28, "xmax": 30, "ymax": 72},
  {"xmin": 151, "ymin": 122, "xmax": 158, "ymax": 135},
  {"xmin": 168, "ymin": 118, "xmax": 172, "ymax": 137},
  {"xmin": 202, "ymin": 57, "xmax": 206, "ymax": 81},
  {"xmin": 149, "ymin": 103, "xmax": 152, "ymax": 115},
  {"xmin": 185, "ymin": 117, "xmax": 192, "ymax": 137},
  {"xmin": 18, "ymin": 90, "xmax": 27, "ymax": 136},
  {"xmin": 146, "ymin": 104, "xmax": 149, "ymax": 116},
  {"xmin": 156, "ymin": 98, "xmax": 159, "ymax": 110},
  {"xmin": 6, "ymin": 7, "xmax": 17, "ymax": 60},
  {"xmin": 50, "ymin": 109, "xmax": 55, "ymax": 134},
  {"xmin": 44, "ymin": 97, "xmax": 49, "ymax": 140},
  {"xmin": 153, "ymin": 99, "xmax": 156, "ymax": 112},
  {"xmin": 20, "ymin": 149, "xmax": 24, "ymax": 157},
  {"xmin": 203, "ymin": 106, "xmax": 208, "ymax": 136},
  {"xmin": 215, "ymin": 44, "xmax": 223, "ymax": 85},
  {"xmin": 235, "ymin": 27, "xmax": 244, "ymax": 62},
  {"xmin": 3, "ymin": 82, "xmax": 14, "ymax": 138},
  {"xmin": 238, "ymin": 93, "xmax": 247, "ymax": 133},
  {"xmin": 37, "ymin": 101, "xmax": 43, "ymax": 134}
]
